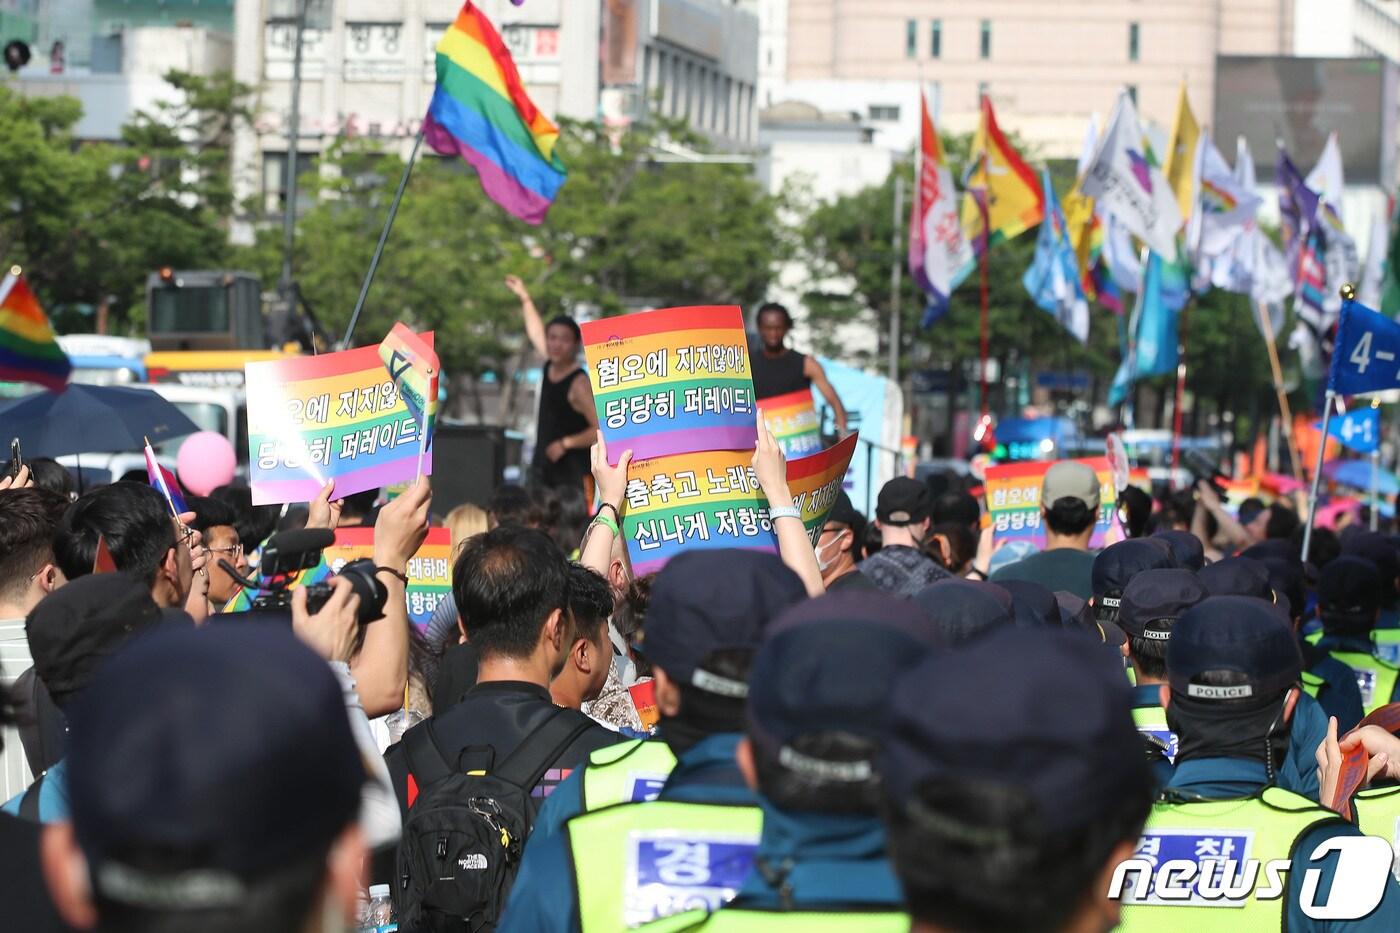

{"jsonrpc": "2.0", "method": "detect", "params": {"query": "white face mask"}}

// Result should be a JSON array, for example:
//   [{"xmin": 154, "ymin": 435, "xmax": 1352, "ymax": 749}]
[{"xmin": 814, "ymin": 532, "xmax": 845, "ymax": 572}]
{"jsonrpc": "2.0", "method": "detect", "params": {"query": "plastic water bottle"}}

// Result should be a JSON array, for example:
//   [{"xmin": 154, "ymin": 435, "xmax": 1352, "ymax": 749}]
[{"xmin": 367, "ymin": 884, "xmax": 396, "ymax": 932}]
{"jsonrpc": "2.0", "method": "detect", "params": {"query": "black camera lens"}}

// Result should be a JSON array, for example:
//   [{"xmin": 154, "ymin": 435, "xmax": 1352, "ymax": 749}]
[{"xmin": 337, "ymin": 558, "xmax": 389, "ymax": 625}]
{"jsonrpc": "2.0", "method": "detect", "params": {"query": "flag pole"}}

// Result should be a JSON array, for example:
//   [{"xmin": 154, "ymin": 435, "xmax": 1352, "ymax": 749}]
[
  {"xmin": 342, "ymin": 129, "xmax": 426, "ymax": 349},
  {"xmin": 1169, "ymin": 295, "xmax": 1193, "ymax": 488},
  {"xmin": 1371, "ymin": 447, "xmax": 1380, "ymax": 531},
  {"xmin": 1254, "ymin": 299, "xmax": 1305, "ymax": 485},
  {"xmin": 1301, "ymin": 388, "xmax": 1335, "ymax": 563},
  {"xmin": 978, "ymin": 140, "xmax": 991, "ymax": 419}
]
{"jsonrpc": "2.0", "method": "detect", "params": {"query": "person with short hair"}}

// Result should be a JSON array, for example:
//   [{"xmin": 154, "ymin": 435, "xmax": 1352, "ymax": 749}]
[
  {"xmin": 1115, "ymin": 596, "xmax": 1400, "ymax": 930},
  {"xmin": 816, "ymin": 491, "xmax": 876, "ymax": 592},
  {"xmin": 185, "ymin": 495, "xmax": 246, "ymax": 609},
  {"xmin": 549, "ymin": 563, "xmax": 615, "ymax": 712},
  {"xmin": 506, "ymin": 274, "xmax": 599, "ymax": 493},
  {"xmin": 859, "ymin": 477, "xmax": 952, "ymax": 596},
  {"xmin": 990, "ymin": 460, "xmax": 1101, "ymax": 599},
  {"xmin": 41, "ymin": 624, "xmax": 370, "ymax": 933},
  {"xmin": 882, "ymin": 627, "xmax": 1154, "ymax": 933},
  {"xmin": 750, "ymin": 302, "xmax": 847, "ymax": 434}
]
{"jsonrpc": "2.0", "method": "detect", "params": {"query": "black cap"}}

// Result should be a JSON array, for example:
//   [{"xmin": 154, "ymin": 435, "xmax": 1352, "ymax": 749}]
[
  {"xmin": 1342, "ymin": 532, "xmax": 1399, "ymax": 601},
  {"xmin": 912, "ymin": 578, "xmax": 1013, "ymax": 645},
  {"xmin": 1167, "ymin": 596, "xmax": 1303, "ymax": 701},
  {"xmin": 747, "ymin": 593, "xmax": 942, "ymax": 791},
  {"xmin": 881, "ymin": 627, "xmax": 1147, "ymax": 835},
  {"xmin": 1318, "ymin": 556, "xmax": 1381, "ymax": 629},
  {"xmin": 643, "ymin": 549, "xmax": 806, "ymax": 699},
  {"xmin": 1256, "ymin": 556, "xmax": 1305, "ymax": 622},
  {"xmin": 1119, "ymin": 569, "xmax": 1206, "ymax": 642},
  {"xmin": 994, "ymin": 579, "xmax": 1063, "ymax": 629},
  {"xmin": 67, "ymin": 624, "xmax": 365, "ymax": 909},
  {"xmin": 825, "ymin": 491, "xmax": 867, "ymax": 544},
  {"xmin": 26, "ymin": 573, "xmax": 166, "ymax": 709},
  {"xmin": 1154, "ymin": 530, "xmax": 1205, "ymax": 572},
  {"xmin": 877, "ymin": 477, "xmax": 931, "ymax": 526},
  {"xmin": 1198, "ymin": 556, "xmax": 1273, "ymax": 602},
  {"xmin": 1091, "ymin": 539, "xmax": 1176, "ymax": 624}
]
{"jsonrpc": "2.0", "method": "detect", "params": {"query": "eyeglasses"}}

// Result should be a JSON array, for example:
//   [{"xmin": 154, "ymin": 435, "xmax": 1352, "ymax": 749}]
[{"xmin": 208, "ymin": 543, "xmax": 244, "ymax": 559}]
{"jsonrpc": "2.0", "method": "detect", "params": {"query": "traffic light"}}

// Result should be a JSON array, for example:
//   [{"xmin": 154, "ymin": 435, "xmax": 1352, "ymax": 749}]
[{"xmin": 3, "ymin": 40, "xmax": 31, "ymax": 72}]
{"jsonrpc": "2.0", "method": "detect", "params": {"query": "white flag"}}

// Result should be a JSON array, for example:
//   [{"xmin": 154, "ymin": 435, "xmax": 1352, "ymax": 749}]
[
  {"xmin": 1190, "ymin": 131, "xmax": 1261, "ymax": 259},
  {"xmin": 1359, "ymin": 208, "xmax": 1389, "ymax": 309},
  {"xmin": 1081, "ymin": 90, "xmax": 1183, "ymax": 257},
  {"xmin": 1305, "ymin": 132, "xmax": 1346, "ymax": 223}
]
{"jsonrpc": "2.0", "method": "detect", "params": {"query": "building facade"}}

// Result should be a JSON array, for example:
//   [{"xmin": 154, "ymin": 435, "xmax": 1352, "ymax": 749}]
[
  {"xmin": 772, "ymin": 0, "xmax": 1294, "ymax": 157},
  {"xmin": 230, "ymin": 0, "xmax": 758, "ymax": 238}
]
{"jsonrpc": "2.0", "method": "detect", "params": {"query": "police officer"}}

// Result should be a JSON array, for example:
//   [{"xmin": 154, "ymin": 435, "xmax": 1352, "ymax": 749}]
[
  {"xmin": 499, "ymin": 549, "xmax": 807, "ymax": 932},
  {"xmin": 1089, "ymin": 538, "xmax": 1177, "ymax": 632},
  {"xmin": 628, "ymin": 592, "xmax": 945, "ymax": 930},
  {"xmin": 1117, "ymin": 595, "xmax": 1400, "ymax": 931},
  {"xmin": 1309, "ymin": 556, "xmax": 1400, "ymax": 715},
  {"xmin": 1117, "ymin": 568, "xmax": 1207, "ymax": 789},
  {"xmin": 913, "ymin": 577, "xmax": 1013, "ymax": 644},
  {"xmin": 880, "ymin": 627, "xmax": 1155, "ymax": 933}
]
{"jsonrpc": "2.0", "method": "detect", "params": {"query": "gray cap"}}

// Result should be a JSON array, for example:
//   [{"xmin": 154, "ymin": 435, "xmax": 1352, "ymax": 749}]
[{"xmin": 1042, "ymin": 461, "xmax": 1101, "ymax": 512}]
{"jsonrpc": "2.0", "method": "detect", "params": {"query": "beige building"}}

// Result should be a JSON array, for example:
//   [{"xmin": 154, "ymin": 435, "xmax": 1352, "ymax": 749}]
[{"xmin": 780, "ymin": 0, "xmax": 1294, "ymax": 157}]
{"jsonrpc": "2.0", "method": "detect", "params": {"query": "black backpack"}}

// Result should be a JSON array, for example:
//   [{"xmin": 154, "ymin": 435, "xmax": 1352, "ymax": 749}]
[{"xmin": 394, "ymin": 708, "xmax": 593, "ymax": 932}]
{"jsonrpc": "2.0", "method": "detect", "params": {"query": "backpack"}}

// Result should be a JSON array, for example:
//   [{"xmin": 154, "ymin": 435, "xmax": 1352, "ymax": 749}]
[{"xmin": 394, "ymin": 708, "xmax": 593, "ymax": 932}]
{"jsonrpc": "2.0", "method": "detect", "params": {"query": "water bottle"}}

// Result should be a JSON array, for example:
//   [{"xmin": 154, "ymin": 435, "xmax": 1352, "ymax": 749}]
[{"xmin": 367, "ymin": 883, "xmax": 396, "ymax": 932}]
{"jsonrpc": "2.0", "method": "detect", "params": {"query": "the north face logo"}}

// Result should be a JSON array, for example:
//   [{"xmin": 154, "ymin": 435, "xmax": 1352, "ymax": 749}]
[{"xmin": 458, "ymin": 854, "xmax": 488, "ymax": 870}]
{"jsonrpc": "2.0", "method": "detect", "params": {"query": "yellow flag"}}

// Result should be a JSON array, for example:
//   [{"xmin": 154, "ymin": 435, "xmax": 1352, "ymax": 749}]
[
  {"xmin": 959, "ymin": 95, "xmax": 1043, "ymax": 252},
  {"xmin": 1163, "ymin": 81, "xmax": 1200, "ymax": 221}
]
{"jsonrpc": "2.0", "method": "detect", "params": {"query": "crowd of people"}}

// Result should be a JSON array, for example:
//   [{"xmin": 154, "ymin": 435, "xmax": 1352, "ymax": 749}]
[{"xmin": 4, "ymin": 423, "xmax": 1400, "ymax": 932}]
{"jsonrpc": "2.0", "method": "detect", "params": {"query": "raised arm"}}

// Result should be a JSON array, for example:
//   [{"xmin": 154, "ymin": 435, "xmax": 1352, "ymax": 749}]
[
  {"xmin": 804, "ymin": 356, "xmax": 848, "ymax": 434},
  {"xmin": 754, "ymin": 409, "xmax": 825, "ymax": 597},
  {"xmin": 506, "ymin": 274, "xmax": 547, "ymax": 358},
  {"xmin": 581, "ymin": 433, "xmax": 632, "ymax": 577}
]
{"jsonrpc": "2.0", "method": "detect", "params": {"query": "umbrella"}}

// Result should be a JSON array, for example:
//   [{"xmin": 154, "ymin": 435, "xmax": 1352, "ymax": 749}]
[
  {"xmin": 0, "ymin": 384, "xmax": 200, "ymax": 458},
  {"xmin": 1323, "ymin": 459, "xmax": 1400, "ymax": 497}
]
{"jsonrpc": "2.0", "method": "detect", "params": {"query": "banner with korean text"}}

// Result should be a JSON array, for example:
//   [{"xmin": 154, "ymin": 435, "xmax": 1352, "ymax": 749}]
[
  {"xmin": 581, "ymin": 306, "xmax": 758, "ymax": 464},
  {"xmin": 984, "ymin": 457, "xmax": 1115, "ymax": 548},
  {"xmin": 244, "ymin": 336, "xmax": 435, "ymax": 505},
  {"xmin": 622, "ymin": 434, "xmax": 858, "ymax": 576},
  {"xmin": 761, "ymin": 388, "xmax": 823, "ymax": 460},
  {"xmin": 325, "ymin": 527, "xmax": 452, "ymax": 632}
]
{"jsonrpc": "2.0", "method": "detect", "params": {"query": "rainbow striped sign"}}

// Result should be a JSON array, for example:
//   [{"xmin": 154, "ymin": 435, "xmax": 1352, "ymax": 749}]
[
  {"xmin": 761, "ymin": 388, "xmax": 822, "ymax": 460},
  {"xmin": 245, "ymin": 336, "xmax": 434, "ymax": 505},
  {"xmin": 326, "ymin": 527, "xmax": 452, "ymax": 632},
  {"xmin": 581, "ymin": 306, "xmax": 757, "ymax": 465},
  {"xmin": 622, "ymin": 433, "xmax": 858, "ymax": 576},
  {"xmin": 984, "ymin": 457, "xmax": 1115, "ymax": 548}
]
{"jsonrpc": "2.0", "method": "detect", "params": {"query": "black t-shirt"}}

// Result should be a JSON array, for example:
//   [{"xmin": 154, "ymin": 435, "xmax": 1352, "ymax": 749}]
[
  {"xmin": 826, "ymin": 569, "xmax": 879, "ymax": 593},
  {"xmin": 431, "ymin": 641, "xmax": 480, "ymax": 712},
  {"xmin": 0, "ymin": 812, "xmax": 72, "ymax": 931},
  {"xmin": 383, "ymin": 680, "xmax": 623, "ymax": 819}
]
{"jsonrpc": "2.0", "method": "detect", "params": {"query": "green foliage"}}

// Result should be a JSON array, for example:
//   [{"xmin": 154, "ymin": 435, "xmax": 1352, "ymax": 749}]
[
  {"xmin": 234, "ymin": 117, "xmax": 787, "ymax": 375},
  {"xmin": 0, "ymin": 72, "xmax": 252, "ymax": 331}
]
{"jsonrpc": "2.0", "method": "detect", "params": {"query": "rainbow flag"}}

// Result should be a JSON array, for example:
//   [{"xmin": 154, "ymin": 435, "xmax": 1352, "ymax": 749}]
[
  {"xmin": 959, "ymin": 95, "xmax": 1043, "ymax": 260},
  {"xmin": 423, "ymin": 3, "xmax": 566, "ymax": 224},
  {"xmin": 0, "ymin": 268, "xmax": 71, "ymax": 392},
  {"xmin": 144, "ymin": 442, "xmax": 187, "ymax": 516}
]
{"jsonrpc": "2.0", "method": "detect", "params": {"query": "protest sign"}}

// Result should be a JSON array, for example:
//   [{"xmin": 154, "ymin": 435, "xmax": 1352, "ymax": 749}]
[
  {"xmin": 581, "ymin": 306, "xmax": 758, "ymax": 465},
  {"xmin": 984, "ymin": 457, "xmax": 1115, "ymax": 547},
  {"xmin": 629, "ymin": 680, "xmax": 660, "ymax": 733},
  {"xmin": 324, "ymin": 527, "xmax": 453, "ymax": 632},
  {"xmin": 378, "ymin": 324, "xmax": 439, "ymax": 480},
  {"xmin": 761, "ymin": 388, "xmax": 823, "ymax": 460},
  {"xmin": 621, "ymin": 434, "xmax": 858, "ymax": 576},
  {"xmin": 245, "ymin": 336, "xmax": 434, "ymax": 505}
]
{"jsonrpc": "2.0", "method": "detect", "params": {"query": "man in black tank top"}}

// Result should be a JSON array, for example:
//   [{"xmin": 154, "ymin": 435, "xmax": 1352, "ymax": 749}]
[
  {"xmin": 508, "ymin": 275, "xmax": 598, "ymax": 492},
  {"xmin": 751, "ymin": 302, "xmax": 848, "ymax": 434}
]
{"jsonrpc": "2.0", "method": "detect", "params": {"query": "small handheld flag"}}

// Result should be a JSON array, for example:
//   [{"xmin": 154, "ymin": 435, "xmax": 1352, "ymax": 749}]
[
  {"xmin": 1329, "ymin": 294, "xmax": 1400, "ymax": 397},
  {"xmin": 1316, "ymin": 406, "xmax": 1380, "ymax": 454},
  {"xmin": 0, "ymin": 266, "xmax": 72, "ymax": 392},
  {"xmin": 144, "ymin": 438, "xmax": 187, "ymax": 517},
  {"xmin": 378, "ymin": 324, "xmax": 440, "ymax": 481},
  {"xmin": 93, "ymin": 535, "xmax": 117, "ymax": 574}
]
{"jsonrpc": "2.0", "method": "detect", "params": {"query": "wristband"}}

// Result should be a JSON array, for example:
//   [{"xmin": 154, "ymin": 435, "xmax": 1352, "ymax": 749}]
[
  {"xmin": 375, "ymin": 566, "xmax": 409, "ymax": 585},
  {"xmin": 596, "ymin": 502, "xmax": 621, "ymax": 522},
  {"xmin": 768, "ymin": 505, "xmax": 801, "ymax": 522},
  {"xmin": 591, "ymin": 513, "xmax": 620, "ymax": 536}
]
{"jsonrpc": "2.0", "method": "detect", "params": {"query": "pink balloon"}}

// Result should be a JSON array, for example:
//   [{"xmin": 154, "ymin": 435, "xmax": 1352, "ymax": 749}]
[{"xmin": 176, "ymin": 431, "xmax": 237, "ymax": 497}]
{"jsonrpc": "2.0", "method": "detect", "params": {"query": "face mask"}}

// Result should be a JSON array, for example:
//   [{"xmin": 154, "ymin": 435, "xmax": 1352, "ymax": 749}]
[{"xmin": 814, "ymin": 533, "xmax": 844, "ymax": 572}]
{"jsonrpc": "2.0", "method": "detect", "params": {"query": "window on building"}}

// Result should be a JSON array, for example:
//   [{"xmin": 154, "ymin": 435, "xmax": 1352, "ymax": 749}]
[
  {"xmin": 868, "ymin": 104, "xmax": 900, "ymax": 122},
  {"xmin": 1126, "ymin": 84, "xmax": 1137, "ymax": 105},
  {"xmin": 930, "ymin": 19, "xmax": 941, "ymax": 58},
  {"xmin": 905, "ymin": 19, "xmax": 916, "ymax": 58},
  {"xmin": 977, "ymin": 81, "xmax": 989, "ymax": 103},
  {"xmin": 1128, "ymin": 22, "xmax": 1139, "ymax": 61},
  {"xmin": 979, "ymin": 20, "xmax": 991, "ymax": 59}
]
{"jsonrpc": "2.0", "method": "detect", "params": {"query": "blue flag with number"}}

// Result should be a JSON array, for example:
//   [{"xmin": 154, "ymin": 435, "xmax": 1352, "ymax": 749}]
[
  {"xmin": 1316, "ymin": 407, "xmax": 1380, "ymax": 454},
  {"xmin": 1330, "ymin": 297, "xmax": 1400, "ymax": 396}
]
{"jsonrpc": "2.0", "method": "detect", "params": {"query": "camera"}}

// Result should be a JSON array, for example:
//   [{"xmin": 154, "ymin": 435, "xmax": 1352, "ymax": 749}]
[{"xmin": 224, "ymin": 528, "xmax": 389, "ymax": 627}]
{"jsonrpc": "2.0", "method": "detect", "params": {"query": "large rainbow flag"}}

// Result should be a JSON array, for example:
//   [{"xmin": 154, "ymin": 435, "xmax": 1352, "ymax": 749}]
[
  {"xmin": 0, "ymin": 268, "xmax": 71, "ymax": 392},
  {"xmin": 423, "ymin": 3, "xmax": 566, "ymax": 224}
]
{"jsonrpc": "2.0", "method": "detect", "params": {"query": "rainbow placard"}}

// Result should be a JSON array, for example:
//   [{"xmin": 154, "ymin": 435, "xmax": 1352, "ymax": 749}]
[
  {"xmin": 621, "ymin": 434, "xmax": 858, "ymax": 576},
  {"xmin": 761, "ymin": 388, "xmax": 822, "ymax": 460},
  {"xmin": 581, "ymin": 306, "xmax": 758, "ymax": 465},
  {"xmin": 325, "ymin": 527, "xmax": 453, "ymax": 632},
  {"xmin": 244, "ymin": 336, "xmax": 435, "ymax": 505},
  {"xmin": 984, "ymin": 457, "xmax": 1115, "ymax": 548}
]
